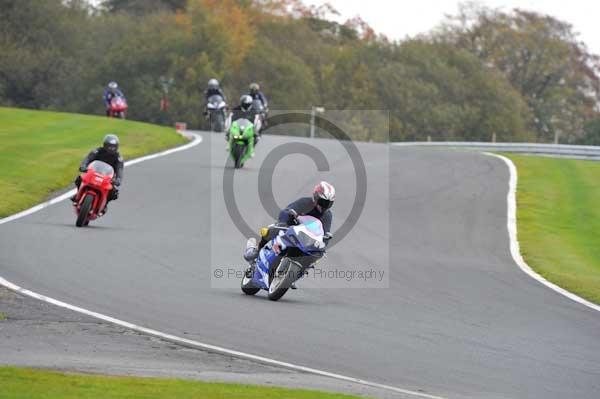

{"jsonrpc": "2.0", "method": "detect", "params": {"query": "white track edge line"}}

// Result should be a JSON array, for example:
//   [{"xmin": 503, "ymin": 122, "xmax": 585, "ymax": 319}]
[
  {"xmin": 484, "ymin": 152, "xmax": 600, "ymax": 313},
  {"xmin": 0, "ymin": 131, "xmax": 447, "ymax": 399},
  {"xmin": 0, "ymin": 276, "xmax": 445, "ymax": 399}
]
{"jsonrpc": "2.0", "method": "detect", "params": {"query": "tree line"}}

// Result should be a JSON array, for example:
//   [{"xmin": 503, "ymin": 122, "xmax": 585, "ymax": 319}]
[{"xmin": 1, "ymin": 0, "xmax": 599, "ymax": 143}]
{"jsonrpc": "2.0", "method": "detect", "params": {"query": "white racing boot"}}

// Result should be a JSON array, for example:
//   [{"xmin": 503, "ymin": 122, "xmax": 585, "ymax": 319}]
[
  {"xmin": 243, "ymin": 238, "xmax": 258, "ymax": 278},
  {"xmin": 244, "ymin": 237, "xmax": 258, "ymax": 262}
]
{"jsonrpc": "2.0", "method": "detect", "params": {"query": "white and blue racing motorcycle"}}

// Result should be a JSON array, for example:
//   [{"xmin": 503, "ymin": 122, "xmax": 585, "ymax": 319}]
[{"xmin": 241, "ymin": 215, "xmax": 330, "ymax": 301}]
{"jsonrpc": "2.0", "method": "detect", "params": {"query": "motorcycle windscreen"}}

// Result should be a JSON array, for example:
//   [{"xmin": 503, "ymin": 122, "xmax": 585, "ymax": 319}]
[
  {"xmin": 88, "ymin": 160, "xmax": 115, "ymax": 177},
  {"xmin": 208, "ymin": 94, "xmax": 223, "ymax": 104},
  {"xmin": 235, "ymin": 118, "xmax": 253, "ymax": 131},
  {"xmin": 298, "ymin": 216, "xmax": 324, "ymax": 236},
  {"xmin": 234, "ymin": 119, "xmax": 254, "ymax": 139},
  {"xmin": 295, "ymin": 216, "xmax": 325, "ymax": 251},
  {"xmin": 252, "ymin": 99, "xmax": 264, "ymax": 112},
  {"xmin": 111, "ymin": 97, "xmax": 127, "ymax": 108}
]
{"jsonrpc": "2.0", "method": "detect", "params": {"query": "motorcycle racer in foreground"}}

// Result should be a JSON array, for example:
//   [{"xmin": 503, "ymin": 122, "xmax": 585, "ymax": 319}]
[{"xmin": 244, "ymin": 181, "xmax": 335, "ymax": 288}]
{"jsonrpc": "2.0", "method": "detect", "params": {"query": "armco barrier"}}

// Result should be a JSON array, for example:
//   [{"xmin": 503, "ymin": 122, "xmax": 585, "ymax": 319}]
[{"xmin": 393, "ymin": 142, "xmax": 600, "ymax": 160}]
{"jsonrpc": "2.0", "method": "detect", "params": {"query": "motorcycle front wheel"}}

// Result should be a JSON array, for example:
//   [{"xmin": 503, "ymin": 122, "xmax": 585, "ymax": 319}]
[
  {"xmin": 76, "ymin": 193, "xmax": 94, "ymax": 227},
  {"xmin": 232, "ymin": 143, "xmax": 245, "ymax": 169},
  {"xmin": 211, "ymin": 113, "xmax": 225, "ymax": 132},
  {"xmin": 268, "ymin": 258, "xmax": 301, "ymax": 301}
]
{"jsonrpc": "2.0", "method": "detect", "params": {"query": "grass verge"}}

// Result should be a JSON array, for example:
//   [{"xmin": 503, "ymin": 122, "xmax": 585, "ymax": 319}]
[
  {"xmin": 0, "ymin": 312, "xmax": 5, "ymax": 321},
  {"xmin": 0, "ymin": 367, "xmax": 362, "ymax": 399},
  {"xmin": 508, "ymin": 155, "xmax": 600, "ymax": 304},
  {"xmin": 0, "ymin": 107, "xmax": 186, "ymax": 217}
]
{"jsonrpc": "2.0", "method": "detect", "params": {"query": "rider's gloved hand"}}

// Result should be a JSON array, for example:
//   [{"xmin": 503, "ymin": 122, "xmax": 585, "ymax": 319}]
[
  {"xmin": 113, "ymin": 177, "xmax": 121, "ymax": 187},
  {"xmin": 79, "ymin": 165, "xmax": 88, "ymax": 173},
  {"xmin": 287, "ymin": 209, "xmax": 298, "ymax": 224}
]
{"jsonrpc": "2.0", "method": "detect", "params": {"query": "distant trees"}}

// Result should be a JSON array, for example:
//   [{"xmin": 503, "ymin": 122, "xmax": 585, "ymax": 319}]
[
  {"xmin": 578, "ymin": 119, "xmax": 600, "ymax": 145},
  {"xmin": 0, "ymin": 0, "xmax": 90, "ymax": 109},
  {"xmin": 436, "ymin": 3, "xmax": 600, "ymax": 143},
  {"xmin": 101, "ymin": 0, "xmax": 187, "ymax": 14},
  {"xmin": 0, "ymin": 0, "xmax": 599, "ymax": 143},
  {"xmin": 379, "ymin": 41, "xmax": 533, "ymax": 141}
]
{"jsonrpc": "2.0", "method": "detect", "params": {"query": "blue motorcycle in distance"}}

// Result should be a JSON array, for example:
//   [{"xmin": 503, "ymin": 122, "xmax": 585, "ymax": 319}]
[{"xmin": 241, "ymin": 216, "xmax": 329, "ymax": 301}]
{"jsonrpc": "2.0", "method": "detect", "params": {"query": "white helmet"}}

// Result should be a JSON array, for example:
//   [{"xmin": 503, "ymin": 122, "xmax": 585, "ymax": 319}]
[
  {"xmin": 208, "ymin": 79, "xmax": 219, "ymax": 89},
  {"xmin": 108, "ymin": 81, "xmax": 118, "ymax": 90},
  {"xmin": 240, "ymin": 95, "xmax": 253, "ymax": 111},
  {"xmin": 313, "ymin": 181, "xmax": 335, "ymax": 210}
]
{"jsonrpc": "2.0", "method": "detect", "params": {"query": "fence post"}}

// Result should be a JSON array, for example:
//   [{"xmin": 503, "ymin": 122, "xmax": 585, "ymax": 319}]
[{"xmin": 175, "ymin": 122, "xmax": 187, "ymax": 134}]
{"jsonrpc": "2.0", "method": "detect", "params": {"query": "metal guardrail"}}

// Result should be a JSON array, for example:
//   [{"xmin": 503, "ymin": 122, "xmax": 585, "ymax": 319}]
[{"xmin": 392, "ymin": 142, "xmax": 600, "ymax": 160}]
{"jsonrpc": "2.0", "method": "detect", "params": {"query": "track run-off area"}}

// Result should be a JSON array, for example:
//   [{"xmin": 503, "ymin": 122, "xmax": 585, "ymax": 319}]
[{"xmin": 1, "ymin": 132, "xmax": 599, "ymax": 399}]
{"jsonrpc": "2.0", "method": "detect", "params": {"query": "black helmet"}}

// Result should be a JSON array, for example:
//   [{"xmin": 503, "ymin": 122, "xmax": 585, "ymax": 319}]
[
  {"xmin": 103, "ymin": 134, "xmax": 119, "ymax": 154},
  {"xmin": 249, "ymin": 82, "xmax": 260, "ymax": 94},
  {"xmin": 240, "ymin": 95, "xmax": 253, "ymax": 111}
]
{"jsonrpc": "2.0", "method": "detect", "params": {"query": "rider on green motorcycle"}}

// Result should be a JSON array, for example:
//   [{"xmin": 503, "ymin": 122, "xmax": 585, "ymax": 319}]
[{"xmin": 226, "ymin": 95, "xmax": 261, "ymax": 156}]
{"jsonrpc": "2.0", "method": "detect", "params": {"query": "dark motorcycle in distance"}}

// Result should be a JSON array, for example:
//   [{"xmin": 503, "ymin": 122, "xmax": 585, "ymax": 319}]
[
  {"xmin": 251, "ymin": 99, "xmax": 266, "ymax": 135},
  {"xmin": 206, "ymin": 94, "xmax": 227, "ymax": 132}
]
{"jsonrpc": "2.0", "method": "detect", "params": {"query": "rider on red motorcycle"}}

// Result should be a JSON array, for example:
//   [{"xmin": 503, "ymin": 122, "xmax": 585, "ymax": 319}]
[
  {"xmin": 103, "ymin": 81, "xmax": 126, "ymax": 116},
  {"xmin": 71, "ymin": 134, "xmax": 123, "ymax": 213}
]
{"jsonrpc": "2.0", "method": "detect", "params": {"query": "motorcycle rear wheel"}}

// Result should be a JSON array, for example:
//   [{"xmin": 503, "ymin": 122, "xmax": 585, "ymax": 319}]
[
  {"xmin": 241, "ymin": 272, "xmax": 260, "ymax": 295},
  {"xmin": 76, "ymin": 194, "xmax": 94, "ymax": 227}
]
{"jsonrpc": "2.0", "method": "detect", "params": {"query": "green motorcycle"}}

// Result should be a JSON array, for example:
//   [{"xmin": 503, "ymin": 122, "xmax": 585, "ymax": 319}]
[{"xmin": 228, "ymin": 118, "xmax": 255, "ymax": 168}]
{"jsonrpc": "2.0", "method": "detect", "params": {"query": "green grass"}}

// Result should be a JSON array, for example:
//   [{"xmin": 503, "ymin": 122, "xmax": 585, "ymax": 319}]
[
  {"xmin": 0, "ymin": 367, "xmax": 362, "ymax": 399},
  {"xmin": 0, "ymin": 107, "xmax": 186, "ymax": 217},
  {"xmin": 0, "ymin": 312, "xmax": 5, "ymax": 321},
  {"xmin": 508, "ymin": 155, "xmax": 600, "ymax": 304}
]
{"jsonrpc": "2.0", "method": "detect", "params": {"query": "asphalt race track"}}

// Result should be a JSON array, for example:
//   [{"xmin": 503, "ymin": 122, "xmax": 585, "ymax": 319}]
[{"xmin": 1, "ymin": 133, "xmax": 599, "ymax": 399}]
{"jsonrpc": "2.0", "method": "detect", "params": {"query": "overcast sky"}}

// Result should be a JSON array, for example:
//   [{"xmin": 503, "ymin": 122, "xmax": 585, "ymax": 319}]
[{"xmin": 304, "ymin": 0, "xmax": 600, "ymax": 55}]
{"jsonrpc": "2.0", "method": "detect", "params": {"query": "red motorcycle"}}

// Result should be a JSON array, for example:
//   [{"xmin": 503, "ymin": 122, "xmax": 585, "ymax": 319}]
[
  {"xmin": 73, "ymin": 160, "xmax": 114, "ymax": 227},
  {"xmin": 108, "ymin": 96, "xmax": 128, "ymax": 119}
]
